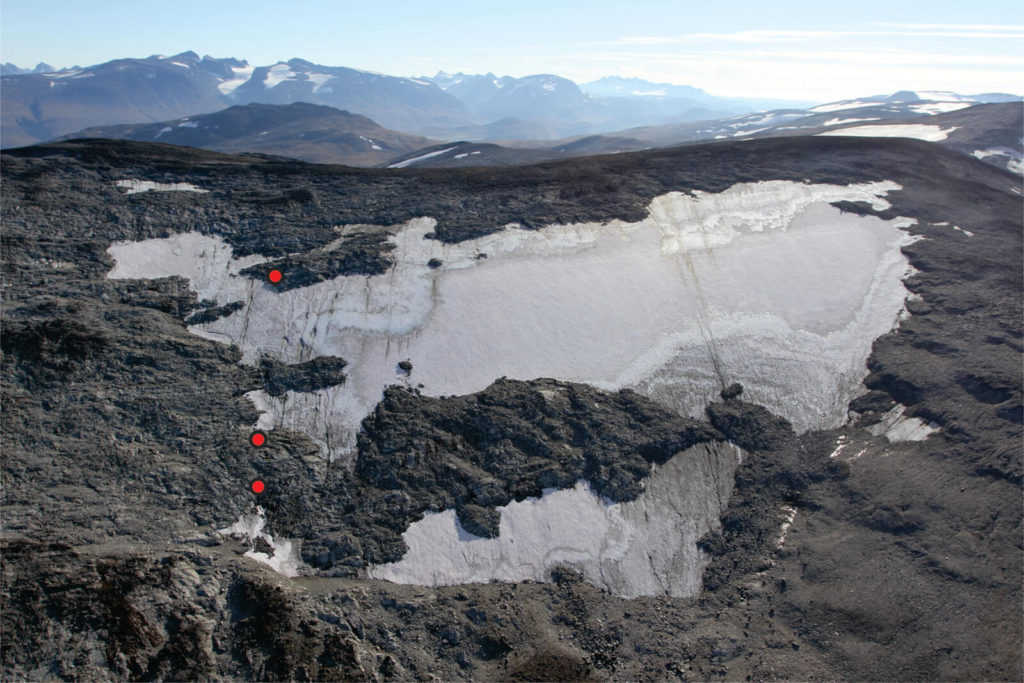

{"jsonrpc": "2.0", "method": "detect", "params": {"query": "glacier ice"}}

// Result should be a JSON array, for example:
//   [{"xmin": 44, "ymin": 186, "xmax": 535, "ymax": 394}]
[
  {"xmin": 107, "ymin": 180, "xmax": 919, "ymax": 463},
  {"xmin": 368, "ymin": 441, "xmax": 743, "ymax": 598}
]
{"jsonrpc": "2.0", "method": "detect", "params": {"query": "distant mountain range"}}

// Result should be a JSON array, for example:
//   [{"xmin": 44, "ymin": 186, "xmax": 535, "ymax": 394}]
[
  {"xmin": 1, "ymin": 62, "xmax": 59, "ymax": 76},
  {"xmin": 60, "ymin": 102, "xmax": 438, "ymax": 166},
  {"xmin": 1, "ymin": 52, "xmax": 468, "ymax": 148},
  {"xmin": 5, "ymin": 52, "xmax": 1020, "ymax": 176},
  {"xmin": 1, "ymin": 51, "xmax": 824, "ymax": 148},
  {"xmin": 418, "ymin": 71, "xmax": 814, "ymax": 139}
]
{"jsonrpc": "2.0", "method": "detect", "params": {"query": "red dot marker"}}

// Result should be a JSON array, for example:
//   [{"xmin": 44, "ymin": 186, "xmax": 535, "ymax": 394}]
[
  {"xmin": 250, "ymin": 431, "xmax": 266, "ymax": 447},
  {"xmin": 252, "ymin": 480, "xmax": 265, "ymax": 494},
  {"xmin": 268, "ymin": 269, "xmax": 282, "ymax": 284}
]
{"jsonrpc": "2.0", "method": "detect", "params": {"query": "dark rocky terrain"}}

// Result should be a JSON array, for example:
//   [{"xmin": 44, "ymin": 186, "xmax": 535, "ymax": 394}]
[{"xmin": 1, "ymin": 135, "xmax": 1021, "ymax": 680}]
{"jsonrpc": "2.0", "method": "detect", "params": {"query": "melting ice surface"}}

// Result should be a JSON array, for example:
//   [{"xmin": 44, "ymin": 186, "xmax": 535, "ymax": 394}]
[
  {"xmin": 107, "ymin": 180, "xmax": 919, "ymax": 463},
  {"xmin": 370, "ymin": 441, "xmax": 743, "ymax": 598}
]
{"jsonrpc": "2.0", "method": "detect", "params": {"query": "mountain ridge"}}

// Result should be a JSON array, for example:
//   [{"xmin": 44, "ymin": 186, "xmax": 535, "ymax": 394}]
[{"xmin": 57, "ymin": 101, "xmax": 438, "ymax": 166}]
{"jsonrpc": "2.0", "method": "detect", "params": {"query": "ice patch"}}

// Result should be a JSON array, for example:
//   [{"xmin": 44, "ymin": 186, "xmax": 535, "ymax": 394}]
[
  {"xmin": 867, "ymin": 404, "xmax": 940, "ymax": 442},
  {"xmin": 388, "ymin": 147, "xmax": 457, "ymax": 168},
  {"xmin": 817, "ymin": 124, "xmax": 958, "ymax": 142},
  {"xmin": 218, "ymin": 507, "xmax": 303, "ymax": 577},
  {"xmin": 115, "ymin": 179, "xmax": 209, "ymax": 195},
  {"xmin": 107, "ymin": 181, "xmax": 918, "ymax": 463},
  {"xmin": 369, "ymin": 441, "xmax": 742, "ymax": 598}
]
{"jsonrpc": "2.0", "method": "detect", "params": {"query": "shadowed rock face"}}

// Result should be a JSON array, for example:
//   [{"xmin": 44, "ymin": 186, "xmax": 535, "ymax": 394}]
[{"xmin": 1, "ymin": 136, "xmax": 1020, "ymax": 680}]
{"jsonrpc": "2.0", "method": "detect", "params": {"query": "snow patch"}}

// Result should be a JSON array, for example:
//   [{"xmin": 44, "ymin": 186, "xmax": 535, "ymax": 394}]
[
  {"xmin": 817, "ymin": 124, "xmax": 958, "ymax": 142},
  {"xmin": 732, "ymin": 127, "xmax": 769, "ymax": 137},
  {"xmin": 909, "ymin": 102, "xmax": 971, "ymax": 115},
  {"xmin": 308, "ymin": 73, "xmax": 332, "ymax": 92},
  {"xmin": 369, "ymin": 441, "xmax": 742, "ymax": 598},
  {"xmin": 154, "ymin": 126, "xmax": 173, "ymax": 137},
  {"xmin": 822, "ymin": 117, "xmax": 881, "ymax": 126},
  {"xmin": 973, "ymin": 148, "xmax": 1009, "ymax": 160},
  {"xmin": 388, "ymin": 147, "xmax": 457, "ymax": 168},
  {"xmin": 218, "ymin": 507, "xmax": 303, "ymax": 577},
  {"xmin": 177, "ymin": 120, "xmax": 199, "ymax": 128},
  {"xmin": 973, "ymin": 148, "xmax": 1024, "ymax": 175},
  {"xmin": 809, "ymin": 101, "xmax": 884, "ymax": 113},
  {"xmin": 359, "ymin": 135, "xmax": 383, "ymax": 150},
  {"xmin": 115, "ymin": 179, "xmax": 209, "ymax": 195},
  {"xmin": 264, "ymin": 63, "xmax": 295, "ymax": 88},
  {"xmin": 218, "ymin": 65, "xmax": 255, "ymax": 94},
  {"xmin": 775, "ymin": 505, "xmax": 797, "ymax": 549}
]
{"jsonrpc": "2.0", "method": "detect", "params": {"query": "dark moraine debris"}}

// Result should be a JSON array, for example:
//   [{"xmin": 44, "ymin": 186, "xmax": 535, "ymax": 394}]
[
  {"xmin": 184, "ymin": 300, "xmax": 245, "ymax": 325},
  {"xmin": 238, "ymin": 231, "xmax": 396, "ymax": 290},
  {"xmin": 259, "ymin": 356, "xmax": 349, "ymax": 396}
]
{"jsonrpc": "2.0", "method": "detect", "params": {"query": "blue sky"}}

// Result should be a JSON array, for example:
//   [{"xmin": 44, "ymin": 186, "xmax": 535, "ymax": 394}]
[{"xmin": 2, "ymin": 0, "xmax": 1021, "ymax": 100}]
